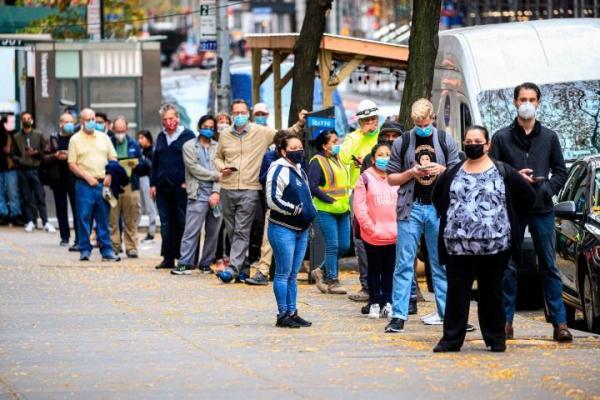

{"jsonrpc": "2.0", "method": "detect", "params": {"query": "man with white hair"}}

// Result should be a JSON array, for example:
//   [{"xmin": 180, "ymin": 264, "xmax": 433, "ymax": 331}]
[{"xmin": 68, "ymin": 108, "xmax": 120, "ymax": 262}]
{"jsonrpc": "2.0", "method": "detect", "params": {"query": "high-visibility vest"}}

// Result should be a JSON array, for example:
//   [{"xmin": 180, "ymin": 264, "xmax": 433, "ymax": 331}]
[{"xmin": 311, "ymin": 154, "xmax": 350, "ymax": 214}]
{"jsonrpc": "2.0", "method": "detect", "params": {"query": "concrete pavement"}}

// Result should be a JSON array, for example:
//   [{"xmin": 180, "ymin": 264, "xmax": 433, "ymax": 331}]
[{"xmin": 1, "ymin": 225, "xmax": 599, "ymax": 399}]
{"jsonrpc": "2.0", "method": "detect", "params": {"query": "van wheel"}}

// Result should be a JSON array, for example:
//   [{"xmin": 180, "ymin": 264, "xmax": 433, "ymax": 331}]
[{"xmin": 582, "ymin": 270, "xmax": 600, "ymax": 333}]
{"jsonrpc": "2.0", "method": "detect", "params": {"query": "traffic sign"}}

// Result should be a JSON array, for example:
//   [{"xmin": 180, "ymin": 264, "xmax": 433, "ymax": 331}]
[
  {"xmin": 199, "ymin": 0, "xmax": 217, "ymax": 48},
  {"xmin": 199, "ymin": 41, "xmax": 217, "ymax": 51}
]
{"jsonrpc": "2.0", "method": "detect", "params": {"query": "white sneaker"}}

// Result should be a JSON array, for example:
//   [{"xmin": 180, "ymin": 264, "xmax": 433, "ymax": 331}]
[
  {"xmin": 420, "ymin": 312, "xmax": 438, "ymax": 322},
  {"xmin": 422, "ymin": 312, "xmax": 444, "ymax": 325},
  {"xmin": 24, "ymin": 221, "xmax": 35, "ymax": 232},
  {"xmin": 380, "ymin": 303, "xmax": 392, "ymax": 319},
  {"xmin": 368, "ymin": 304, "xmax": 381, "ymax": 319},
  {"xmin": 44, "ymin": 222, "xmax": 56, "ymax": 233}
]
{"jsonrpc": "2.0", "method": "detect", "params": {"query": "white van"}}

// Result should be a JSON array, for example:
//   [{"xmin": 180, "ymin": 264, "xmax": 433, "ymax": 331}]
[{"xmin": 432, "ymin": 18, "xmax": 600, "ymax": 161}]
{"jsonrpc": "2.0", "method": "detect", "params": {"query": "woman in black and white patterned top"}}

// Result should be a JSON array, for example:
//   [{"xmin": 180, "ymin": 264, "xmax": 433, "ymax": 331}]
[{"xmin": 431, "ymin": 126, "xmax": 535, "ymax": 353}]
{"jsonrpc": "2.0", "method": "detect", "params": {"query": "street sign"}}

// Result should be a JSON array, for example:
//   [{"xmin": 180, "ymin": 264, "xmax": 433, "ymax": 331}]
[
  {"xmin": 199, "ymin": 0, "xmax": 217, "ymax": 51},
  {"xmin": 307, "ymin": 115, "xmax": 336, "ymax": 140}
]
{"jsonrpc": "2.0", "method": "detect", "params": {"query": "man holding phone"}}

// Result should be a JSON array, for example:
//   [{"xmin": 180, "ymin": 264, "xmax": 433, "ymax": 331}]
[
  {"xmin": 489, "ymin": 82, "xmax": 571, "ymax": 342},
  {"xmin": 213, "ymin": 99, "xmax": 307, "ymax": 283}
]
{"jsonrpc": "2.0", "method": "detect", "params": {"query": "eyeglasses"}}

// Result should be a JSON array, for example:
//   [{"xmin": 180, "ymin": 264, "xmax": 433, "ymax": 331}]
[{"xmin": 356, "ymin": 107, "xmax": 379, "ymax": 117}]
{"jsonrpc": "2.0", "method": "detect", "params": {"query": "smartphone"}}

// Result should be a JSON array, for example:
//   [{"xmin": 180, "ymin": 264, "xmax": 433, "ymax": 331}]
[
  {"xmin": 351, "ymin": 155, "xmax": 362, "ymax": 165},
  {"xmin": 418, "ymin": 164, "xmax": 433, "ymax": 171},
  {"xmin": 226, "ymin": 166, "xmax": 238, "ymax": 172}
]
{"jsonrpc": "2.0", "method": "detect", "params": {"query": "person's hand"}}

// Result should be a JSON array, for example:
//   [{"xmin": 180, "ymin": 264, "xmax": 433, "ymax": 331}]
[
  {"xmin": 56, "ymin": 151, "xmax": 68, "ymax": 161},
  {"xmin": 221, "ymin": 167, "xmax": 233, "ymax": 177},
  {"xmin": 103, "ymin": 175, "xmax": 112, "ymax": 187},
  {"xmin": 298, "ymin": 109, "xmax": 308, "ymax": 126},
  {"xmin": 87, "ymin": 177, "xmax": 99, "ymax": 187},
  {"xmin": 209, "ymin": 192, "xmax": 220, "ymax": 208},
  {"xmin": 410, "ymin": 165, "xmax": 430, "ymax": 178},
  {"xmin": 425, "ymin": 162, "xmax": 445, "ymax": 176},
  {"xmin": 26, "ymin": 148, "xmax": 38, "ymax": 156},
  {"xmin": 352, "ymin": 156, "xmax": 363, "ymax": 167},
  {"xmin": 181, "ymin": 182, "xmax": 186, "ymax": 189},
  {"xmin": 519, "ymin": 168, "xmax": 535, "ymax": 184},
  {"xmin": 150, "ymin": 186, "xmax": 156, "ymax": 200}
]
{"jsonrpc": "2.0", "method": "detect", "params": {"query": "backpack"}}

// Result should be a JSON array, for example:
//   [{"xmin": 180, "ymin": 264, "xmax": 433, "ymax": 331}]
[{"xmin": 400, "ymin": 129, "xmax": 449, "ymax": 165}]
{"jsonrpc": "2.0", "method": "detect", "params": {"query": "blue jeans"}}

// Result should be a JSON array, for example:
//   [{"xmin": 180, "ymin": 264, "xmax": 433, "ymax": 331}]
[
  {"xmin": 392, "ymin": 203, "xmax": 447, "ymax": 320},
  {"xmin": 315, "ymin": 211, "xmax": 351, "ymax": 280},
  {"xmin": 503, "ymin": 212, "xmax": 566, "ymax": 324},
  {"xmin": 75, "ymin": 180, "xmax": 113, "ymax": 257},
  {"xmin": 268, "ymin": 223, "xmax": 309, "ymax": 316},
  {"xmin": 0, "ymin": 170, "xmax": 21, "ymax": 217}
]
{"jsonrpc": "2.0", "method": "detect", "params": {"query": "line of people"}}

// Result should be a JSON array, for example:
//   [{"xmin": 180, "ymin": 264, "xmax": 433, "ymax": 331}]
[{"xmin": 1, "ymin": 81, "xmax": 574, "ymax": 352}]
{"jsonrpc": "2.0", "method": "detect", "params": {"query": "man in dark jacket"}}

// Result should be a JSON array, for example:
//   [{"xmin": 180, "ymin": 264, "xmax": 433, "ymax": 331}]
[
  {"xmin": 43, "ymin": 111, "xmax": 79, "ymax": 250},
  {"xmin": 489, "ymin": 82, "xmax": 572, "ymax": 342},
  {"xmin": 12, "ymin": 111, "xmax": 54, "ymax": 233},
  {"xmin": 150, "ymin": 104, "xmax": 196, "ymax": 269},
  {"xmin": 109, "ymin": 116, "xmax": 148, "ymax": 258}
]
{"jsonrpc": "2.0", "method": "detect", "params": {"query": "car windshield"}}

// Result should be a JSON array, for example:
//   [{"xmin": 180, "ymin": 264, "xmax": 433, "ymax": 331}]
[{"xmin": 477, "ymin": 80, "xmax": 600, "ymax": 161}]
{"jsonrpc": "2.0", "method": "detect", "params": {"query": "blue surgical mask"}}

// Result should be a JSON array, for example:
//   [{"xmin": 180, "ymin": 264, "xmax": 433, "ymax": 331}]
[
  {"xmin": 234, "ymin": 114, "xmax": 249, "ymax": 127},
  {"xmin": 375, "ymin": 157, "xmax": 390, "ymax": 170},
  {"xmin": 199, "ymin": 128, "xmax": 214, "ymax": 139},
  {"xmin": 254, "ymin": 116, "xmax": 268, "ymax": 126},
  {"xmin": 85, "ymin": 120, "xmax": 97, "ymax": 132},
  {"xmin": 96, "ymin": 122, "xmax": 105, "ymax": 131},
  {"xmin": 330, "ymin": 144, "xmax": 340, "ymax": 156},
  {"xmin": 63, "ymin": 122, "xmax": 75, "ymax": 134},
  {"xmin": 415, "ymin": 124, "xmax": 433, "ymax": 137}
]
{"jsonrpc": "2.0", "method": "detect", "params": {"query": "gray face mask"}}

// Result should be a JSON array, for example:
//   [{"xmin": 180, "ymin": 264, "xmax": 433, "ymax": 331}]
[{"xmin": 517, "ymin": 102, "xmax": 537, "ymax": 120}]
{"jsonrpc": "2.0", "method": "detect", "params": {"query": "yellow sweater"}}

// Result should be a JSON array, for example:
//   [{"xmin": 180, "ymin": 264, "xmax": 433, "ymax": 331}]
[{"xmin": 214, "ymin": 121, "xmax": 303, "ymax": 190}]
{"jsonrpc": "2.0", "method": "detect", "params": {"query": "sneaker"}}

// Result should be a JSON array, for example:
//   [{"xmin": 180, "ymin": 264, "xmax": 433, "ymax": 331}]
[
  {"xmin": 102, "ymin": 253, "xmax": 121, "ymax": 262},
  {"xmin": 348, "ymin": 288, "xmax": 370, "ymax": 302},
  {"xmin": 59, "ymin": 240, "xmax": 69, "ymax": 247},
  {"xmin": 69, "ymin": 243, "xmax": 80, "ymax": 252},
  {"xmin": 466, "ymin": 323, "xmax": 476, "ymax": 332},
  {"xmin": 422, "ymin": 313, "xmax": 443, "ymax": 325},
  {"xmin": 217, "ymin": 269, "xmax": 234, "ymax": 283},
  {"xmin": 44, "ymin": 222, "xmax": 56, "ymax": 233},
  {"xmin": 236, "ymin": 271, "xmax": 249, "ymax": 283},
  {"xmin": 488, "ymin": 343, "xmax": 506, "ymax": 352},
  {"xmin": 171, "ymin": 264, "xmax": 192, "ymax": 275},
  {"xmin": 433, "ymin": 343, "xmax": 461, "ymax": 353},
  {"xmin": 155, "ymin": 260, "xmax": 174, "ymax": 269},
  {"xmin": 290, "ymin": 311, "xmax": 312, "ymax": 327},
  {"xmin": 245, "ymin": 270, "xmax": 269, "ymax": 286},
  {"xmin": 275, "ymin": 314, "xmax": 301, "ymax": 328},
  {"xmin": 368, "ymin": 304, "xmax": 381, "ymax": 319},
  {"xmin": 24, "ymin": 221, "xmax": 35, "ymax": 232},
  {"xmin": 311, "ymin": 267, "xmax": 328, "ymax": 293},
  {"xmin": 380, "ymin": 303, "xmax": 392, "ymax": 319},
  {"xmin": 141, "ymin": 234, "xmax": 154, "ymax": 243},
  {"xmin": 199, "ymin": 265, "xmax": 213, "ymax": 274},
  {"xmin": 385, "ymin": 318, "xmax": 405, "ymax": 333},
  {"xmin": 126, "ymin": 250, "xmax": 138, "ymax": 258},
  {"xmin": 80, "ymin": 252, "xmax": 90, "ymax": 261},
  {"xmin": 421, "ymin": 312, "xmax": 438, "ymax": 322},
  {"xmin": 327, "ymin": 280, "xmax": 347, "ymax": 295},
  {"xmin": 409, "ymin": 298, "xmax": 418, "ymax": 315}
]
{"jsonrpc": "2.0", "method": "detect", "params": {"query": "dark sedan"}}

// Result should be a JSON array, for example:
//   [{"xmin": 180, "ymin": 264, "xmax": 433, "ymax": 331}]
[{"xmin": 554, "ymin": 155, "xmax": 600, "ymax": 333}]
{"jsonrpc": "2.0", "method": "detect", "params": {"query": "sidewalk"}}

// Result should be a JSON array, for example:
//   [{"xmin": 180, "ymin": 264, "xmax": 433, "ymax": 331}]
[{"xmin": 1, "ymin": 226, "xmax": 599, "ymax": 399}]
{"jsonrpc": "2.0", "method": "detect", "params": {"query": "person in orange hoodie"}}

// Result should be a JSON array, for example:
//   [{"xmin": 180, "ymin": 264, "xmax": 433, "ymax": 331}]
[{"xmin": 353, "ymin": 142, "xmax": 399, "ymax": 319}]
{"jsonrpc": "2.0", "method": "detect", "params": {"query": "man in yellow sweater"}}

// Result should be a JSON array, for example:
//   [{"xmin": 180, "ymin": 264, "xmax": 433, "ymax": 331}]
[
  {"xmin": 214, "ymin": 99, "xmax": 307, "ymax": 283},
  {"xmin": 339, "ymin": 99, "xmax": 381, "ymax": 302}
]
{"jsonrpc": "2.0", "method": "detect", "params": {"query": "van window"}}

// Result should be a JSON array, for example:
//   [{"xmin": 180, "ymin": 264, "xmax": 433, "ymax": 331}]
[
  {"xmin": 460, "ymin": 102, "xmax": 472, "ymax": 143},
  {"xmin": 477, "ymin": 80, "xmax": 600, "ymax": 161}
]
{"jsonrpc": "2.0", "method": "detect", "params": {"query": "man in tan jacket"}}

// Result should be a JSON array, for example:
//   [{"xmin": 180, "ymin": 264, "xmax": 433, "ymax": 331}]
[{"xmin": 214, "ymin": 99, "xmax": 307, "ymax": 283}]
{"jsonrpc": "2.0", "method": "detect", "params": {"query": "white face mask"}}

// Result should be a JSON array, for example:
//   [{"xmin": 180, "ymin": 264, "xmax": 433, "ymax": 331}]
[
  {"xmin": 517, "ymin": 102, "xmax": 537, "ymax": 120},
  {"xmin": 217, "ymin": 123, "xmax": 230, "ymax": 132},
  {"xmin": 115, "ymin": 133, "xmax": 126, "ymax": 143}
]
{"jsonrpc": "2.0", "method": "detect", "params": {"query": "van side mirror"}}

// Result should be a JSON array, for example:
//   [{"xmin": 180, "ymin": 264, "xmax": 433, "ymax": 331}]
[{"xmin": 554, "ymin": 201, "xmax": 583, "ymax": 220}]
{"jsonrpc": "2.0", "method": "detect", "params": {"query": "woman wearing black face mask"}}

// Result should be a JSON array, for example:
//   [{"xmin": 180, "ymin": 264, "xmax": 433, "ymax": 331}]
[{"xmin": 431, "ymin": 126, "xmax": 535, "ymax": 353}]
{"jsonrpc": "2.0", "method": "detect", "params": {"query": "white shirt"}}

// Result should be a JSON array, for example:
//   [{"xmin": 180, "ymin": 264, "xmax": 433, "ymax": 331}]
[{"xmin": 164, "ymin": 125, "xmax": 184, "ymax": 146}]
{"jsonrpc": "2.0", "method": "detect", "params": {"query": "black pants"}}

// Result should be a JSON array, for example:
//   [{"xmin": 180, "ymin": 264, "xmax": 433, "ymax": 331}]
[
  {"xmin": 18, "ymin": 169, "xmax": 47, "ymax": 224},
  {"xmin": 52, "ymin": 180, "xmax": 78, "ymax": 243},
  {"xmin": 156, "ymin": 188, "xmax": 187, "ymax": 263},
  {"xmin": 440, "ymin": 251, "xmax": 510, "ymax": 349},
  {"xmin": 364, "ymin": 242, "xmax": 395, "ymax": 307}
]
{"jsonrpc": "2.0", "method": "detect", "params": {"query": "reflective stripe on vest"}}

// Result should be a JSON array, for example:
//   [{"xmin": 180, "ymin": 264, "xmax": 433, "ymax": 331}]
[{"xmin": 311, "ymin": 154, "xmax": 350, "ymax": 214}]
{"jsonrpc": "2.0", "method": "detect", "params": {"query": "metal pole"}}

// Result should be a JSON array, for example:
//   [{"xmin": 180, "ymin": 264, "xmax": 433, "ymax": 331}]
[{"xmin": 217, "ymin": 0, "xmax": 231, "ymax": 113}]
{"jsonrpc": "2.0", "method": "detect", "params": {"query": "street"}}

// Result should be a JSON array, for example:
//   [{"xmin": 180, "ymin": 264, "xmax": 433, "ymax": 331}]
[{"xmin": 1, "ymin": 226, "xmax": 600, "ymax": 400}]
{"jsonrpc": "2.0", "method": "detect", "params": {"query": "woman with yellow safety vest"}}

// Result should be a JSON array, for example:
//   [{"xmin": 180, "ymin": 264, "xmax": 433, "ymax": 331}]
[{"xmin": 308, "ymin": 130, "xmax": 351, "ymax": 295}]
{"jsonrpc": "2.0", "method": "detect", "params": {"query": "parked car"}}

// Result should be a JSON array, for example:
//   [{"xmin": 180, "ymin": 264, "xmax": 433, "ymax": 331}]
[
  {"xmin": 554, "ymin": 155, "xmax": 600, "ymax": 333},
  {"xmin": 171, "ymin": 42, "xmax": 205, "ymax": 70}
]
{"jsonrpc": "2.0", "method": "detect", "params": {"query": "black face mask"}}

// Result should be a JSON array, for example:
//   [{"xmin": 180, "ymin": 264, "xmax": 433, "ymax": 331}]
[
  {"xmin": 286, "ymin": 150, "xmax": 305, "ymax": 164},
  {"xmin": 464, "ymin": 144, "xmax": 485, "ymax": 160},
  {"xmin": 22, "ymin": 121, "xmax": 33, "ymax": 128}
]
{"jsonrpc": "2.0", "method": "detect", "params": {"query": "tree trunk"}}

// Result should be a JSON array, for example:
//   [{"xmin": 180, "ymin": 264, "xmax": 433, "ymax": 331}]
[
  {"xmin": 288, "ymin": 0, "xmax": 333, "ymax": 126},
  {"xmin": 398, "ymin": 0, "xmax": 442, "ymax": 129}
]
